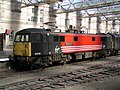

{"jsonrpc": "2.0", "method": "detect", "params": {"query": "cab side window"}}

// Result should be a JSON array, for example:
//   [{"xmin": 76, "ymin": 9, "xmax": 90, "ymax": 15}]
[{"xmin": 15, "ymin": 35, "xmax": 21, "ymax": 41}]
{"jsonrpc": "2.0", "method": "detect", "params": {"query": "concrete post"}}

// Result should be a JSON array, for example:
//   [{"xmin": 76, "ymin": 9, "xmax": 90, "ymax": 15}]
[
  {"xmin": 119, "ymin": 20, "xmax": 120, "ymax": 34},
  {"xmin": 65, "ymin": 12, "xmax": 69, "ymax": 30},
  {"xmin": 96, "ymin": 16, "xmax": 101, "ymax": 33},
  {"xmin": 88, "ymin": 17, "xmax": 91, "ymax": 33},
  {"xmin": 76, "ymin": 11, "xmax": 82, "ymax": 30},
  {"xmin": 105, "ymin": 18, "xmax": 108, "ymax": 33},
  {"xmin": 112, "ymin": 20, "xmax": 115, "ymax": 30}
]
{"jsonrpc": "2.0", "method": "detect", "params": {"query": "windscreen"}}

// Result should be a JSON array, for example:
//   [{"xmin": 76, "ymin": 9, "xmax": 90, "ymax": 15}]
[{"xmin": 15, "ymin": 34, "xmax": 29, "ymax": 42}]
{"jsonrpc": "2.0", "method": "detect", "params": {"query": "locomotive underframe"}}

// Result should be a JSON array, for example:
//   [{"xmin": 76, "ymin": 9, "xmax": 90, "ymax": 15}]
[
  {"xmin": 10, "ymin": 53, "xmax": 72, "ymax": 69},
  {"xmin": 10, "ymin": 49, "xmax": 112, "ymax": 70}
]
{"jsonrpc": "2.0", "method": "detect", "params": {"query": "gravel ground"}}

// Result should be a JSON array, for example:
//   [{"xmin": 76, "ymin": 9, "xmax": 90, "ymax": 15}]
[
  {"xmin": 0, "ymin": 55, "xmax": 120, "ymax": 89},
  {"xmin": 60, "ymin": 75, "xmax": 120, "ymax": 90}
]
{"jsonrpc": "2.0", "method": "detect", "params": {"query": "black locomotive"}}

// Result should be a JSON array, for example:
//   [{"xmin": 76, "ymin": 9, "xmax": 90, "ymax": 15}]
[{"xmin": 9, "ymin": 28, "xmax": 120, "ymax": 69}]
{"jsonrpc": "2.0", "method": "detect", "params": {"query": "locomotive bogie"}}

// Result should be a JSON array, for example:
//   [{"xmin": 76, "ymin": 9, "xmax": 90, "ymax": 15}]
[{"xmin": 10, "ymin": 56, "xmax": 29, "ymax": 69}]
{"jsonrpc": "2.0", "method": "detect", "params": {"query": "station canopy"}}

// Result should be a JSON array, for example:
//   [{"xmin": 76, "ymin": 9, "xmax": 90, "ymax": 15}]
[{"xmin": 16, "ymin": 0, "xmax": 120, "ymax": 20}]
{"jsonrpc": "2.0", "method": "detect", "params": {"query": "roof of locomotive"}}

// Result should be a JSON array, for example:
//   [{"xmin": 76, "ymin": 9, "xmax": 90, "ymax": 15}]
[
  {"xmin": 16, "ymin": 28, "xmax": 48, "ymax": 34},
  {"xmin": 113, "ymin": 34, "xmax": 120, "ymax": 37},
  {"xmin": 16, "ymin": 28, "xmax": 111, "ymax": 37},
  {"xmin": 107, "ymin": 33, "xmax": 120, "ymax": 37}
]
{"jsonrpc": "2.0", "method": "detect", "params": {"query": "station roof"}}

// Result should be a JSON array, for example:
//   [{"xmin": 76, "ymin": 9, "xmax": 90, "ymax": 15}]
[{"xmin": 16, "ymin": 0, "xmax": 120, "ymax": 21}]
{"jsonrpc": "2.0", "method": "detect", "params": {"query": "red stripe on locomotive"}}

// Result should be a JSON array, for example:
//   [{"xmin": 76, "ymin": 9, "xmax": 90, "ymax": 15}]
[{"xmin": 59, "ymin": 33, "xmax": 103, "ymax": 54}]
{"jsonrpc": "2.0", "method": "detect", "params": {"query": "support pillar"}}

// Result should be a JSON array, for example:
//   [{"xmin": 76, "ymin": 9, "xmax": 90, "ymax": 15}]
[
  {"xmin": 119, "ymin": 19, "xmax": 120, "ymax": 34},
  {"xmin": 112, "ymin": 20, "xmax": 115, "ymax": 30},
  {"xmin": 76, "ymin": 11, "xmax": 82, "ymax": 30},
  {"xmin": 96, "ymin": 16, "xmax": 101, "ymax": 33},
  {"xmin": 65, "ymin": 12, "xmax": 69, "ymax": 30},
  {"xmin": 88, "ymin": 17, "xmax": 91, "ymax": 33},
  {"xmin": 105, "ymin": 18, "xmax": 108, "ymax": 33}
]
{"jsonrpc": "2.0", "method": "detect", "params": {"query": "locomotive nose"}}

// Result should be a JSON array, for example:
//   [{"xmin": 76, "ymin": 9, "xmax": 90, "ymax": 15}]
[{"xmin": 13, "ymin": 42, "xmax": 31, "ymax": 56}]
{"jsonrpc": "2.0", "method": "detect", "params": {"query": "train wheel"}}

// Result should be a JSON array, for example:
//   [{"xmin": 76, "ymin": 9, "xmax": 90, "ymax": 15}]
[
  {"xmin": 10, "ymin": 60, "xmax": 17, "ymax": 69},
  {"xmin": 30, "ymin": 63, "xmax": 40, "ymax": 70},
  {"xmin": 115, "ymin": 51, "xmax": 118, "ymax": 55},
  {"xmin": 29, "ymin": 56, "xmax": 53, "ymax": 69},
  {"xmin": 14, "ymin": 61, "xmax": 28, "ymax": 70},
  {"xmin": 60, "ymin": 57, "xmax": 68, "ymax": 65},
  {"xmin": 60, "ymin": 60, "xmax": 66, "ymax": 66},
  {"xmin": 9, "ymin": 56, "xmax": 18, "ymax": 69},
  {"xmin": 29, "ymin": 58, "xmax": 41, "ymax": 70}
]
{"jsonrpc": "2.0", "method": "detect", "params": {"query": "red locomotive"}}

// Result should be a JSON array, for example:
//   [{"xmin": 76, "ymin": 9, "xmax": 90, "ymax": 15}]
[{"xmin": 60, "ymin": 33, "xmax": 103, "ymax": 53}]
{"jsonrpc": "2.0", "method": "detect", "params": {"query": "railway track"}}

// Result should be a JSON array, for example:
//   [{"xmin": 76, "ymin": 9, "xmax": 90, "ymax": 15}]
[
  {"xmin": 0, "ymin": 57, "xmax": 105, "ymax": 79},
  {"xmin": 0, "ymin": 56, "xmax": 119, "ymax": 80},
  {"xmin": 0, "ymin": 59, "xmax": 120, "ymax": 90}
]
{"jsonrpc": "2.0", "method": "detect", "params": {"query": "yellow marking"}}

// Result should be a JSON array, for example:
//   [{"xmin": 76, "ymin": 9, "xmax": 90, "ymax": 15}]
[
  {"xmin": 28, "ymin": 42, "xmax": 31, "ymax": 56},
  {"xmin": 13, "ymin": 42, "xmax": 31, "ymax": 56}
]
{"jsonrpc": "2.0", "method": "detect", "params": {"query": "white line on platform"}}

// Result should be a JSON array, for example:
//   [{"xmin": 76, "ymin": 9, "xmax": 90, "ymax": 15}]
[{"xmin": 0, "ymin": 58, "xmax": 9, "ymax": 62}]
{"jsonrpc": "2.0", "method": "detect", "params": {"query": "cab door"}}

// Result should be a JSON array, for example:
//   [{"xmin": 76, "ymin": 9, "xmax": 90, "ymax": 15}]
[
  {"xmin": 41, "ymin": 34, "xmax": 49, "ymax": 55},
  {"xmin": 31, "ymin": 33, "xmax": 48, "ymax": 56}
]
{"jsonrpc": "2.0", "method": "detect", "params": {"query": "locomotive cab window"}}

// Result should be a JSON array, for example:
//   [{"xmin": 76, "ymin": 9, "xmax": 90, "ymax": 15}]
[
  {"xmin": 21, "ymin": 35, "xmax": 29, "ymax": 42},
  {"xmin": 15, "ymin": 35, "xmax": 21, "ymax": 41},
  {"xmin": 74, "ymin": 36, "xmax": 78, "ymax": 41},
  {"xmin": 15, "ymin": 34, "xmax": 29, "ymax": 42}
]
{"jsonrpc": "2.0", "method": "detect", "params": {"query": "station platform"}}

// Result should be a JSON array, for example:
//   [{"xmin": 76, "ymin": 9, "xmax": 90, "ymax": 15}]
[
  {"xmin": 0, "ymin": 46, "xmax": 13, "ymax": 61},
  {"xmin": 0, "ymin": 46, "xmax": 13, "ymax": 70}
]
